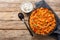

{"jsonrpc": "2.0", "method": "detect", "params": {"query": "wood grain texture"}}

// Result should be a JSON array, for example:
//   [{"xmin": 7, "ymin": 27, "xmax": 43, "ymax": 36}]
[
  {"xmin": 0, "ymin": 6, "xmax": 60, "ymax": 12},
  {"xmin": 0, "ymin": 30, "xmax": 56, "ymax": 40},
  {"xmin": 0, "ymin": 12, "xmax": 59, "ymax": 29},
  {"xmin": 0, "ymin": 3, "xmax": 20, "ymax": 8},
  {"xmin": 0, "ymin": 0, "xmax": 40, "ymax": 3},
  {"xmin": 0, "ymin": 0, "xmax": 59, "ymax": 40},
  {"xmin": 0, "ymin": 8, "xmax": 20, "ymax": 12},
  {"xmin": 0, "ymin": 12, "xmax": 19, "ymax": 20},
  {"xmin": 0, "ymin": 0, "xmax": 59, "ymax": 3},
  {"xmin": 0, "ymin": 12, "xmax": 28, "ymax": 20},
  {"xmin": 0, "ymin": 21, "xmax": 27, "ymax": 30},
  {"xmin": 0, "ymin": 3, "xmax": 59, "ymax": 12},
  {"xmin": 0, "ymin": 0, "xmax": 59, "ymax": 12},
  {"xmin": 0, "ymin": 12, "xmax": 59, "ymax": 21}
]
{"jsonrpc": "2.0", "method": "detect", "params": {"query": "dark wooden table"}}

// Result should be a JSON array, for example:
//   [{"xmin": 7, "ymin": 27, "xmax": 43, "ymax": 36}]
[{"xmin": 0, "ymin": 0, "xmax": 60, "ymax": 40}]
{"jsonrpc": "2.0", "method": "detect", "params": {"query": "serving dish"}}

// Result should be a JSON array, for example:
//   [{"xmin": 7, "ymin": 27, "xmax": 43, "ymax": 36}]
[
  {"xmin": 29, "ymin": 7, "xmax": 56, "ymax": 35},
  {"xmin": 28, "ymin": 0, "xmax": 59, "ymax": 36}
]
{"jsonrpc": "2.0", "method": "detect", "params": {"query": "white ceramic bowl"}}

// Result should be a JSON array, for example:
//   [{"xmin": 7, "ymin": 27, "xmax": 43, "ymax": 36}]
[{"xmin": 20, "ymin": 2, "xmax": 34, "ymax": 13}]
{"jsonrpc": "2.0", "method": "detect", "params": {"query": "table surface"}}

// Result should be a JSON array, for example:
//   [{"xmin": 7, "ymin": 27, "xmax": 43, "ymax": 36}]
[{"xmin": 0, "ymin": 0, "xmax": 60, "ymax": 40}]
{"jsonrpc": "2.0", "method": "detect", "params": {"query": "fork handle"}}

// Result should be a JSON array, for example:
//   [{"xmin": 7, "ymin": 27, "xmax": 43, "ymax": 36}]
[{"xmin": 22, "ymin": 19, "xmax": 33, "ymax": 36}]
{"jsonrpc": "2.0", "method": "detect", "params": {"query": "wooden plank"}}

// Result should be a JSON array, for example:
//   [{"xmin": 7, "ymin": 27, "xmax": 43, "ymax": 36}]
[
  {"xmin": 0, "ymin": 21, "xmax": 27, "ymax": 29},
  {"xmin": 0, "ymin": 0, "xmax": 41, "ymax": 3},
  {"xmin": 0, "ymin": 7, "xmax": 19, "ymax": 12},
  {"xmin": 0, "ymin": 3, "xmax": 20, "ymax": 8},
  {"xmin": 0, "ymin": 12, "xmax": 60, "ymax": 30},
  {"xmin": 0, "ymin": 7, "xmax": 20, "ymax": 12},
  {"xmin": 0, "ymin": 7, "xmax": 59, "ymax": 12},
  {"xmin": 0, "ymin": 30, "xmax": 31, "ymax": 38},
  {"xmin": 0, "ymin": 1, "xmax": 59, "ymax": 8},
  {"xmin": 0, "ymin": 12, "xmax": 59, "ymax": 21},
  {"xmin": 0, "ymin": 0, "xmax": 60, "ymax": 3},
  {"xmin": 0, "ymin": 0, "xmax": 59, "ymax": 4},
  {"xmin": 0, "ymin": 30, "xmax": 56, "ymax": 40},
  {"xmin": 0, "ymin": 2, "xmax": 59, "ymax": 12},
  {"xmin": 0, "ymin": 12, "xmax": 19, "ymax": 20},
  {"xmin": 0, "ymin": 12, "xmax": 28, "ymax": 21},
  {"xmin": 0, "ymin": 4, "xmax": 59, "ymax": 12}
]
